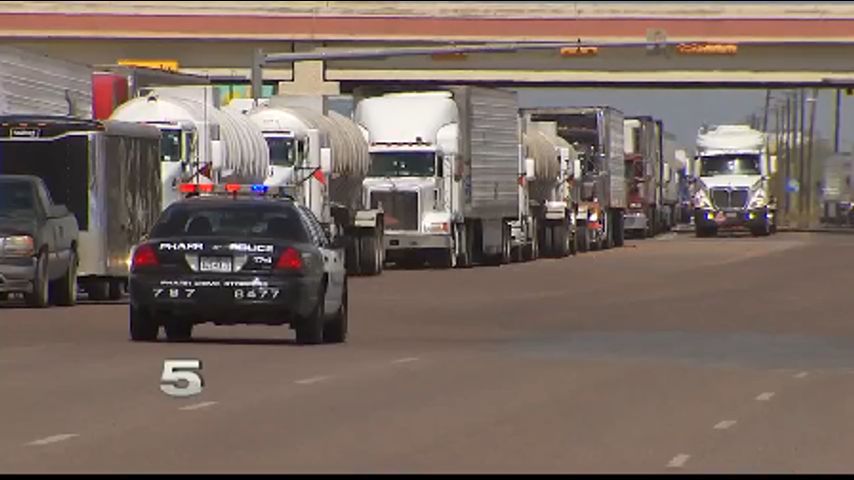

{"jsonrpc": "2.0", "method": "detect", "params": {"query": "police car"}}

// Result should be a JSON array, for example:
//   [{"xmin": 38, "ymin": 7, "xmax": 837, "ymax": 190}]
[{"xmin": 128, "ymin": 184, "xmax": 347, "ymax": 345}]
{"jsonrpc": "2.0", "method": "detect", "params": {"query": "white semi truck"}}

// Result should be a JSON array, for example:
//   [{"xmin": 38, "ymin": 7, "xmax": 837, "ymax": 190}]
[
  {"xmin": 110, "ymin": 86, "xmax": 270, "ymax": 209},
  {"xmin": 240, "ymin": 96, "xmax": 386, "ymax": 276},
  {"xmin": 355, "ymin": 87, "xmax": 524, "ymax": 269},
  {"xmin": 693, "ymin": 125, "xmax": 777, "ymax": 237}
]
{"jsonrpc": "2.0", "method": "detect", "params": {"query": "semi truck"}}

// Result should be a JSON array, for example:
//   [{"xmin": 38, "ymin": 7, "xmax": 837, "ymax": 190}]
[
  {"xmin": 520, "ymin": 117, "xmax": 581, "ymax": 259},
  {"xmin": 623, "ymin": 117, "xmax": 662, "ymax": 239},
  {"xmin": 693, "ymin": 125, "xmax": 776, "ymax": 237},
  {"xmin": 354, "ymin": 87, "xmax": 523, "ymax": 269},
  {"xmin": 0, "ymin": 116, "xmax": 161, "ymax": 301},
  {"xmin": 110, "ymin": 86, "xmax": 270, "ymax": 209},
  {"xmin": 524, "ymin": 107, "xmax": 627, "ymax": 252},
  {"xmin": 239, "ymin": 95, "xmax": 386, "ymax": 276}
]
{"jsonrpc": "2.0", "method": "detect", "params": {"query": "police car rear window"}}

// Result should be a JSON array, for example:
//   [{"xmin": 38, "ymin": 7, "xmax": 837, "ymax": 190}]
[{"xmin": 150, "ymin": 204, "xmax": 311, "ymax": 243}]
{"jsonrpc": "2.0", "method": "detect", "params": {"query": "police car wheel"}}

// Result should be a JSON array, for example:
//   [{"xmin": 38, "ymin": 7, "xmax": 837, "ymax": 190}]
[
  {"xmin": 164, "ymin": 321, "xmax": 193, "ymax": 343},
  {"xmin": 296, "ymin": 291, "xmax": 325, "ymax": 346},
  {"xmin": 129, "ymin": 307, "xmax": 159, "ymax": 342},
  {"xmin": 323, "ymin": 285, "xmax": 348, "ymax": 344}
]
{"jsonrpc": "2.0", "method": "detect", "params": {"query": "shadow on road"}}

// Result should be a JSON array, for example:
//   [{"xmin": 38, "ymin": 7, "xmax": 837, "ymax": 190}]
[{"xmin": 182, "ymin": 337, "xmax": 299, "ymax": 347}]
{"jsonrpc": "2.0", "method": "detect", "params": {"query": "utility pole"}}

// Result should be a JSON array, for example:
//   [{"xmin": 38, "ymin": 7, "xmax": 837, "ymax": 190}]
[
  {"xmin": 799, "ymin": 89, "xmax": 808, "ymax": 225},
  {"xmin": 784, "ymin": 93, "xmax": 793, "ymax": 219},
  {"xmin": 807, "ymin": 89, "xmax": 818, "ymax": 227},
  {"xmin": 835, "ymin": 88, "xmax": 842, "ymax": 154}
]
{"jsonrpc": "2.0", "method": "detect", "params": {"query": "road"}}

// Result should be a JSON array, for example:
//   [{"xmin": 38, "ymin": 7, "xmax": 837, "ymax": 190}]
[{"xmin": 2, "ymin": 232, "xmax": 854, "ymax": 474}]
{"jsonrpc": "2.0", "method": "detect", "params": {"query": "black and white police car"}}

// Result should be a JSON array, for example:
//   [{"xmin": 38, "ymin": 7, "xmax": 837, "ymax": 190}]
[{"xmin": 129, "ymin": 183, "xmax": 347, "ymax": 345}]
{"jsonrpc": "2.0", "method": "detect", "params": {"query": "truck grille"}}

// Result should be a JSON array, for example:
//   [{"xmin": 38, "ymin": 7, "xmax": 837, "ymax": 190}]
[
  {"xmin": 711, "ymin": 188, "xmax": 749, "ymax": 210},
  {"xmin": 371, "ymin": 191, "xmax": 419, "ymax": 231}
]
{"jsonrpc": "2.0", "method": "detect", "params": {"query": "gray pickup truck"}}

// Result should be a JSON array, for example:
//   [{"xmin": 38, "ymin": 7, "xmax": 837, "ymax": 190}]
[{"xmin": 0, "ymin": 175, "xmax": 80, "ymax": 307}]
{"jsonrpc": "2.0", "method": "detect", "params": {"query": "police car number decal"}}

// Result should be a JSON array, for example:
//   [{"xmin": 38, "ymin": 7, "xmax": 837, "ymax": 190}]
[{"xmin": 233, "ymin": 288, "xmax": 281, "ymax": 300}]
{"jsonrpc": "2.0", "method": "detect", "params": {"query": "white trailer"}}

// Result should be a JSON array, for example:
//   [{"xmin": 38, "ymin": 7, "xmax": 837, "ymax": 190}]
[
  {"xmin": 240, "ymin": 95, "xmax": 385, "ymax": 276},
  {"xmin": 110, "ymin": 86, "xmax": 269, "ymax": 209},
  {"xmin": 355, "ymin": 87, "xmax": 522, "ymax": 269},
  {"xmin": 0, "ymin": 46, "xmax": 92, "ymax": 118}
]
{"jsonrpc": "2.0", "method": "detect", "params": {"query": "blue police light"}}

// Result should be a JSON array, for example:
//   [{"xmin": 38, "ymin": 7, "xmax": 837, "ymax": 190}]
[{"xmin": 251, "ymin": 185, "xmax": 269, "ymax": 194}]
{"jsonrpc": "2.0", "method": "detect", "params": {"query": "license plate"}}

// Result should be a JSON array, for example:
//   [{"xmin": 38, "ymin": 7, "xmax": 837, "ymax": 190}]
[{"xmin": 200, "ymin": 257, "xmax": 233, "ymax": 273}]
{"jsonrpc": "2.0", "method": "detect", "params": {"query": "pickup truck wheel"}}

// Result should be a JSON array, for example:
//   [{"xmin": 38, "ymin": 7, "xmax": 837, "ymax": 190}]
[
  {"xmin": 51, "ymin": 251, "xmax": 78, "ymax": 307},
  {"xmin": 323, "ymin": 284, "xmax": 348, "ymax": 344},
  {"xmin": 296, "ymin": 290, "xmax": 325, "ymax": 345},
  {"xmin": 129, "ymin": 307, "xmax": 159, "ymax": 342},
  {"xmin": 164, "ymin": 320, "xmax": 194, "ymax": 343},
  {"xmin": 25, "ymin": 252, "xmax": 50, "ymax": 309}
]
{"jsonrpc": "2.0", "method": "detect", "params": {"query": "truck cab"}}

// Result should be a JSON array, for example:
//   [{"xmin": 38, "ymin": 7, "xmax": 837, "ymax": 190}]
[{"xmin": 693, "ymin": 125, "xmax": 776, "ymax": 237}]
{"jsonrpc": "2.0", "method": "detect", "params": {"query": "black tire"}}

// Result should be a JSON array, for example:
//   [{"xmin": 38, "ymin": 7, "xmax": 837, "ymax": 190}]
[
  {"xmin": 25, "ymin": 252, "xmax": 50, "ymax": 309},
  {"xmin": 550, "ymin": 223, "xmax": 569, "ymax": 258},
  {"xmin": 459, "ymin": 223, "xmax": 475, "ymax": 268},
  {"xmin": 296, "ymin": 289, "xmax": 325, "ymax": 345},
  {"xmin": 164, "ymin": 320, "xmax": 193, "ymax": 343},
  {"xmin": 51, "ymin": 251, "xmax": 78, "ymax": 307},
  {"xmin": 569, "ymin": 225, "xmax": 578, "ymax": 256},
  {"xmin": 358, "ymin": 233, "xmax": 382, "ymax": 276},
  {"xmin": 613, "ymin": 211, "xmax": 626, "ymax": 248},
  {"xmin": 87, "ymin": 281, "xmax": 110, "ymax": 302},
  {"xmin": 577, "ymin": 224, "xmax": 591, "ymax": 253},
  {"xmin": 129, "ymin": 307, "xmax": 159, "ymax": 342},
  {"xmin": 542, "ymin": 225, "xmax": 554, "ymax": 258},
  {"xmin": 109, "ymin": 280, "xmax": 123, "ymax": 301},
  {"xmin": 324, "ymin": 284, "xmax": 348, "ymax": 344}
]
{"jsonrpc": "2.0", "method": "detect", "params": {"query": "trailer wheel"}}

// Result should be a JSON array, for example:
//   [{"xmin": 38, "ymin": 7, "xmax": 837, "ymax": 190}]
[
  {"xmin": 613, "ymin": 211, "xmax": 626, "ymax": 248},
  {"xmin": 87, "ymin": 281, "xmax": 110, "ymax": 302},
  {"xmin": 542, "ymin": 224, "xmax": 555, "ymax": 257},
  {"xmin": 549, "ymin": 222, "xmax": 570, "ymax": 258},
  {"xmin": 569, "ymin": 224, "xmax": 578, "ymax": 256},
  {"xmin": 358, "ymin": 233, "xmax": 381, "ymax": 276},
  {"xmin": 577, "ymin": 223, "xmax": 591, "ymax": 253},
  {"xmin": 109, "ymin": 280, "xmax": 124, "ymax": 301}
]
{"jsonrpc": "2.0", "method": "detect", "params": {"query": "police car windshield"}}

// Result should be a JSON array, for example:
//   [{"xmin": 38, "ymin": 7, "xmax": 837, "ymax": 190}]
[{"xmin": 150, "ymin": 203, "xmax": 311, "ymax": 243}]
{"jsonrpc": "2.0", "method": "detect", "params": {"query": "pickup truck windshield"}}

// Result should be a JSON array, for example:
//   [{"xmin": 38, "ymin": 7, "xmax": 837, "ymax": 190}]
[
  {"xmin": 0, "ymin": 182, "xmax": 35, "ymax": 216},
  {"xmin": 369, "ymin": 152, "xmax": 436, "ymax": 178},
  {"xmin": 701, "ymin": 154, "xmax": 762, "ymax": 176},
  {"xmin": 151, "ymin": 204, "xmax": 310, "ymax": 243}
]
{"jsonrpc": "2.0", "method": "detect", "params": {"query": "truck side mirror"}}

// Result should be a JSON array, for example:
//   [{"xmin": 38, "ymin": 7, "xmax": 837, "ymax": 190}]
[{"xmin": 525, "ymin": 158, "xmax": 536, "ymax": 181}]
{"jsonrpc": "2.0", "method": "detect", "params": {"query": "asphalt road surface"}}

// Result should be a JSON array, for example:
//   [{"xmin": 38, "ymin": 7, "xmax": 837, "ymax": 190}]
[{"xmin": 2, "ymin": 232, "xmax": 854, "ymax": 474}]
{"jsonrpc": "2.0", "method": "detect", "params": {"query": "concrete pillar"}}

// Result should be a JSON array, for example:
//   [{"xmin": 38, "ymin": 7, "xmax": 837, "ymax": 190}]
[{"xmin": 278, "ymin": 59, "xmax": 340, "ymax": 96}]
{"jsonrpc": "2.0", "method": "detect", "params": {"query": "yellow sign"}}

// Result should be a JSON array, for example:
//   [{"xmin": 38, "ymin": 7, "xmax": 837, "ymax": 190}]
[
  {"xmin": 676, "ymin": 43, "xmax": 738, "ymax": 55},
  {"xmin": 560, "ymin": 47, "xmax": 599, "ymax": 57},
  {"xmin": 117, "ymin": 59, "xmax": 180, "ymax": 72}
]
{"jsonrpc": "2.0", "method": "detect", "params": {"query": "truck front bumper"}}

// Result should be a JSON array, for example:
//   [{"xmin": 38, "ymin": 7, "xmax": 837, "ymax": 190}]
[
  {"xmin": 695, "ymin": 208, "xmax": 771, "ymax": 230},
  {"xmin": 624, "ymin": 211, "xmax": 649, "ymax": 231},
  {"xmin": 384, "ymin": 232, "xmax": 453, "ymax": 251},
  {"xmin": 0, "ymin": 257, "xmax": 37, "ymax": 294}
]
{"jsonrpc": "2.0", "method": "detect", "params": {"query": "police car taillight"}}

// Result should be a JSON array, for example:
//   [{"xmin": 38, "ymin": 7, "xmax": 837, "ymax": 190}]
[
  {"xmin": 275, "ymin": 247, "xmax": 303, "ymax": 271},
  {"xmin": 131, "ymin": 244, "xmax": 159, "ymax": 271}
]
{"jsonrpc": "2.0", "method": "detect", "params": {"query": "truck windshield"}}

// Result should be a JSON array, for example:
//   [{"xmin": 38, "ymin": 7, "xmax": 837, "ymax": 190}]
[
  {"xmin": 161, "ymin": 129, "xmax": 182, "ymax": 163},
  {"xmin": 0, "ymin": 182, "xmax": 35, "ymax": 216},
  {"xmin": 700, "ymin": 154, "xmax": 761, "ymax": 176},
  {"xmin": 266, "ymin": 137, "xmax": 297, "ymax": 167},
  {"xmin": 369, "ymin": 152, "xmax": 436, "ymax": 178}
]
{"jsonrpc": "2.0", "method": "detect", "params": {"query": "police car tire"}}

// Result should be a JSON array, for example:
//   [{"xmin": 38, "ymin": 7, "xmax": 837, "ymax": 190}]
[
  {"xmin": 296, "ymin": 291, "xmax": 325, "ymax": 346},
  {"xmin": 324, "ymin": 285, "xmax": 348, "ymax": 344},
  {"xmin": 130, "ymin": 307, "xmax": 159, "ymax": 342},
  {"xmin": 164, "ymin": 321, "xmax": 193, "ymax": 343}
]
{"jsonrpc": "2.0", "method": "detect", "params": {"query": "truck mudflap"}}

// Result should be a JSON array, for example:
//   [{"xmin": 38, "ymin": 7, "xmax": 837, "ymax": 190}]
[
  {"xmin": 354, "ymin": 210, "xmax": 382, "ymax": 229},
  {"xmin": 544, "ymin": 201, "xmax": 568, "ymax": 221}
]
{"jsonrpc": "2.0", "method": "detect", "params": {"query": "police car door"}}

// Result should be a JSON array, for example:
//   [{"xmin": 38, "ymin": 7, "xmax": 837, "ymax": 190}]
[{"xmin": 299, "ymin": 207, "xmax": 345, "ymax": 313}]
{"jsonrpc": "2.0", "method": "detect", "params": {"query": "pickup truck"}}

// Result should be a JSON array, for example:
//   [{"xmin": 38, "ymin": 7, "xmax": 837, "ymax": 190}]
[{"xmin": 0, "ymin": 175, "xmax": 80, "ymax": 307}]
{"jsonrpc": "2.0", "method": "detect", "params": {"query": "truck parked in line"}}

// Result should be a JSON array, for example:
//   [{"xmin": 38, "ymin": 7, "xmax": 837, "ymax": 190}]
[
  {"xmin": 354, "ymin": 87, "xmax": 524, "ymax": 269},
  {"xmin": 110, "ymin": 86, "xmax": 270, "ymax": 210},
  {"xmin": 237, "ymin": 95, "xmax": 386, "ymax": 276},
  {"xmin": 524, "ymin": 107, "xmax": 627, "ymax": 252},
  {"xmin": 623, "ymin": 117, "xmax": 662, "ymax": 239},
  {"xmin": 0, "ymin": 116, "xmax": 161, "ymax": 301},
  {"xmin": 660, "ymin": 132, "xmax": 684, "ymax": 232},
  {"xmin": 520, "ymin": 117, "xmax": 580, "ymax": 259},
  {"xmin": 693, "ymin": 125, "xmax": 776, "ymax": 237},
  {"xmin": 0, "ymin": 175, "xmax": 79, "ymax": 308}
]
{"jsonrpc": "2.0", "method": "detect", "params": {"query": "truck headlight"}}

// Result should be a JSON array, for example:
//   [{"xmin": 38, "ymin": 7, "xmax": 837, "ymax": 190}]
[
  {"xmin": 426, "ymin": 222, "xmax": 450, "ymax": 234},
  {"xmin": 749, "ymin": 189, "xmax": 769, "ymax": 209},
  {"xmin": 1, "ymin": 235, "xmax": 35, "ymax": 257},
  {"xmin": 694, "ymin": 190, "xmax": 713, "ymax": 210}
]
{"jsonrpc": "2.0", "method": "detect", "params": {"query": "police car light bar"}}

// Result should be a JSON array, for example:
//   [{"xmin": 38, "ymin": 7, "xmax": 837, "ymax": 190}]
[{"xmin": 179, "ymin": 183, "xmax": 294, "ymax": 199}]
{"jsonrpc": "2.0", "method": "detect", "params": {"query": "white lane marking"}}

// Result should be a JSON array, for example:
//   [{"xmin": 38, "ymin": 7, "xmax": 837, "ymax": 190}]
[
  {"xmin": 714, "ymin": 420, "xmax": 738, "ymax": 431},
  {"xmin": 295, "ymin": 375, "xmax": 331, "ymax": 385},
  {"xmin": 26, "ymin": 434, "xmax": 79, "ymax": 447},
  {"xmin": 794, "ymin": 372, "xmax": 809, "ymax": 379},
  {"xmin": 667, "ymin": 454, "xmax": 691, "ymax": 469},
  {"xmin": 179, "ymin": 401, "xmax": 218, "ymax": 411},
  {"xmin": 756, "ymin": 392, "xmax": 776, "ymax": 402},
  {"xmin": 391, "ymin": 357, "xmax": 420, "ymax": 365}
]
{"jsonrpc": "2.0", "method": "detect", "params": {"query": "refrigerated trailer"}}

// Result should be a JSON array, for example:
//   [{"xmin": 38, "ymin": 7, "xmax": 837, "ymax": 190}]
[{"xmin": 0, "ymin": 116, "xmax": 161, "ymax": 300}]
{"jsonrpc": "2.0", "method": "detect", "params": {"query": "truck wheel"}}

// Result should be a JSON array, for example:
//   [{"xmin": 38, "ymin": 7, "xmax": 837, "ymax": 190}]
[
  {"xmin": 129, "ymin": 307, "xmax": 159, "ymax": 342},
  {"xmin": 51, "ymin": 251, "xmax": 78, "ymax": 307},
  {"xmin": 550, "ymin": 223, "xmax": 569, "ymax": 258},
  {"xmin": 109, "ymin": 280, "xmax": 123, "ymax": 301},
  {"xmin": 25, "ymin": 252, "xmax": 50, "ymax": 309},
  {"xmin": 164, "ymin": 320, "xmax": 194, "ymax": 343},
  {"xmin": 613, "ymin": 211, "xmax": 626, "ymax": 248},
  {"xmin": 296, "ymin": 289, "xmax": 325, "ymax": 346},
  {"xmin": 87, "ymin": 282, "xmax": 110, "ymax": 302},
  {"xmin": 577, "ymin": 224, "xmax": 591, "ymax": 253},
  {"xmin": 324, "ymin": 283, "xmax": 348, "ymax": 344},
  {"xmin": 459, "ymin": 223, "xmax": 475, "ymax": 268},
  {"xmin": 569, "ymin": 226, "xmax": 578, "ymax": 256},
  {"xmin": 542, "ymin": 225, "xmax": 555, "ymax": 258}
]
